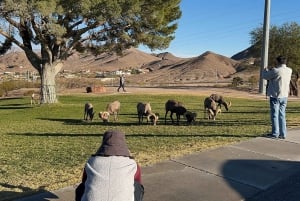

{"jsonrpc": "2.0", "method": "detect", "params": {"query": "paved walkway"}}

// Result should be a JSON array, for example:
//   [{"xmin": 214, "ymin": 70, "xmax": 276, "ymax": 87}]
[{"xmin": 15, "ymin": 128, "xmax": 300, "ymax": 201}]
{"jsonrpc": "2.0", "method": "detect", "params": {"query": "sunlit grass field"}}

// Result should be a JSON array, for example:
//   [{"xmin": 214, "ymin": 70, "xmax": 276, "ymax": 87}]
[{"xmin": 1, "ymin": 93, "xmax": 300, "ymax": 200}]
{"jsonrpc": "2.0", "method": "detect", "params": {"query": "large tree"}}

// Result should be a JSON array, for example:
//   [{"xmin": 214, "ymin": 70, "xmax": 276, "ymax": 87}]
[
  {"xmin": 0, "ymin": 0, "xmax": 181, "ymax": 103},
  {"xmin": 250, "ymin": 22, "xmax": 300, "ymax": 71},
  {"xmin": 250, "ymin": 22, "xmax": 300, "ymax": 96}
]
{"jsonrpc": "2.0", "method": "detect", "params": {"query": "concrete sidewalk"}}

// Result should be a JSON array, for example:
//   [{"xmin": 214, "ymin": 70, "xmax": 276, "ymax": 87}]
[{"xmin": 15, "ymin": 128, "xmax": 300, "ymax": 201}]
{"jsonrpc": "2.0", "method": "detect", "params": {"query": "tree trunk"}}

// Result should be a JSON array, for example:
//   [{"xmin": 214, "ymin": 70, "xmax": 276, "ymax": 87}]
[{"xmin": 40, "ymin": 63, "xmax": 62, "ymax": 104}]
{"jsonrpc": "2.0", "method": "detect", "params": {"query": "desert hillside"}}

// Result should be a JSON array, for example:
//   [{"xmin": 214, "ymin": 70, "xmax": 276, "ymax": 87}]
[
  {"xmin": 0, "ymin": 47, "xmax": 259, "ymax": 84},
  {"xmin": 128, "ymin": 51, "xmax": 241, "ymax": 84}
]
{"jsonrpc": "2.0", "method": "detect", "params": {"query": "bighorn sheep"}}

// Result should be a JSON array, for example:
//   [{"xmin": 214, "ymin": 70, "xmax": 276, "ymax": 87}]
[
  {"xmin": 164, "ymin": 99, "xmax": 187, "ymax": 125},
  {"xmin": 137, "ymin": 102, "xmax": 152, "ymax": 124},
  {"xmin": 84, "ymin": 102, "xmax": 95, "ymax": 121},
  {"xmin": 203, "ymin": 97, "xmax": 221, "ymax": 120},
  {"xmin": 209, "ymin": 94, "xmax": 231, "ymax": 111},
  {"xmin": 184, "ymin": 111, "xmax": 197, "ymax": 124},
  {"xmin": 99, "ymin": 111, "xmax": 110, "ymax": 122},
  {"xmin": 147, "ymin": 112, "xmax": 159, "ymax": 126},
  {"xmin": 31, "ymin": 92, "xmax": 40, "ymax": 105},
  {"xmin": 99, "ymin": 100, "xmax": 120, "ymax": 122}
]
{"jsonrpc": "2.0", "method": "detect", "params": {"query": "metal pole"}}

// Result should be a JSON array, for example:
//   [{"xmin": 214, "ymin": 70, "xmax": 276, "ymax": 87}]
[{"xmin": 259, "ymin": 0, "xmax": 271, "ymax": 94}]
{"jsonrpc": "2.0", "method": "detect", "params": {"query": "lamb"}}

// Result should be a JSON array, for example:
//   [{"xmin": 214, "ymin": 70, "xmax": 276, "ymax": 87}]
[
  {"xmin": 84, "ymin": 102, "xmax": 95, "ymax": 121},
  {"xmin": 209, "ymin": 94, "xmax": 231, "ymax": 111},
  {"xmin": 99, "ymin": 100, "xmax": 120, "ymax": 122},
  {"xmin": 147, "ymin": 112, "xmax": 159, "ymax": 126},
  {"xmin": 31, "ymin": 92, "xmax": 40, "ymax": 105},
  {"xmin": 184, "ymin": 111, "xmax": 197, "ymax": 124},
  {"xmin": 137, "ymin": 102, "xmax": 152, "ymax": 124},
  {"xmin": 203, "ymin": 97, "xmax": 220, "ymax": 120},
  {"xmin": 164, "ymin": 99, "xmax": 187, "ymax": 125},
  {"xmin": 99, "ymin": 111, "xmax": 110, "ymax": 122}
]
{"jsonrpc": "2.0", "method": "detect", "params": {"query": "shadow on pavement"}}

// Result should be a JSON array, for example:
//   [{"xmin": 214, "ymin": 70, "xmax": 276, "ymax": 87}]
[
  {"xmin": 0, "ymin": 183, "xmax": 58, "ymax": 201},
  {"xmin": 222, "ymin": 159, "xmax": 300, "ymax": 201}
]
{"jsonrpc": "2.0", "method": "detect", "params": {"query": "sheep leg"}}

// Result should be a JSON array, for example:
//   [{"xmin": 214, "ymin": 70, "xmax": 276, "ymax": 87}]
[
  {"xmin": 138, "ymin": 113, "xmax": 141, "ymax": 124},
  {"xmin": 170, "ymin": 112, "xmax": 174, "ymax": 124},
  {"xmin": 208, "ymin": 109, "xmax": 216, "ymax": 120},
  {"xmin": 208, "ymin": 109, "xmax": 214, "ymax": 120},
  {"xmin": 204, "ymin": 108, "xmax": 210, "ymax": 119},
  {"xmin": 164, "ymin": 111, "xmax": 169, "ymax": 125},
  {"xmin": 84, "ymin": 111, "xmax": 87, "ymax": 120},
  {"xmin": 176, "ymin": 113, "xmax": 180, "ymax": 125}
]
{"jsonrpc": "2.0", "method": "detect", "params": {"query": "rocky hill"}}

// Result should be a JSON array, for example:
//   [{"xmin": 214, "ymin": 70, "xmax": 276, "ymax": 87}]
[
  {"xmin": 0, "ymin": 47, "xmax": 259, "ymax": 85},
  {"xmin": 130, "ymin": 51, "xmax": 236, "ymax": 84}
]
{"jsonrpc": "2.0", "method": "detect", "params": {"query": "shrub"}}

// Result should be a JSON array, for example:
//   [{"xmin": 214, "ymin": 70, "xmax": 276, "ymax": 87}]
[
  {"xmin": 56, "ymin": 78, "xmax": 104, "ymax": 89},
  {"xmin": 0, "ymin": 80, "xmax": 39, "ymax": 97},
  {"xmin": 248, "ymin": 75, "xmax": 259, "ymax": 90},
  {"xmin": 232, "ymin": 77, "xmax": 244, "ymax": 87}
]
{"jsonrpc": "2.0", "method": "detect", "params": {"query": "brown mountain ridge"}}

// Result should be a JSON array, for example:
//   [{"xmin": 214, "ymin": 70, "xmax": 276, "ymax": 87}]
[{"xmin": 0, "ymin": 47, "xmax": 258, "ymax": 84}]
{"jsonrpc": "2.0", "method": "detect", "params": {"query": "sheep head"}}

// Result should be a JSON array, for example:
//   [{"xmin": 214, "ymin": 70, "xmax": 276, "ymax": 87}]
[
  {"xmin": 223, "ymin": 101, "xmax": 231, "ymax": 111},
  {"xmin": 99, "ymin": 111, "xmax": 110, "ymax": 122},
  {"xmin": 184, "ymin": 111, "xmax": 197, "ymax": 124},
  {"xmin": 90, "ymin": 112, "xmax": 95, "ymax": 121},
  {"xmin": 147, "ymin": 112, "xmax": 159, "ymax": 125}
]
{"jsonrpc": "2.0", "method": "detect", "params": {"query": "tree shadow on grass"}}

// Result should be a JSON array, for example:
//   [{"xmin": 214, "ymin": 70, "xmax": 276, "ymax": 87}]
[
  {"xmin": 0, "ymin": 183, "xmax": 57, "ymax": 201},
  {"xmin": 9, "ymin": 132, "xmax": 257, "ymax": 139},
  {"xmin": 0, "ymin": 104, "xmax": 32, "ymax": 109},
  {"xmin": 37, "ymin": 117, "xmax": 152, "ymax": 127},
  {"xmin": 35, "ymin": 116, "xmax": 271, "ymax": 128},
  {"xmin": 198, "ymin": 119, "xmax": 270, "ymax": 127}
]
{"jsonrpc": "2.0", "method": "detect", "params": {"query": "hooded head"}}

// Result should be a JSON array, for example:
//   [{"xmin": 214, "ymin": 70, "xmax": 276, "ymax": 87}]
[
  {"xmin": 95, "ymin": 130, "xmax": 130, "ymax": 157},
  {"xmin": 276, "ymin": 55, "xmax": 287, "ymax": 65}
]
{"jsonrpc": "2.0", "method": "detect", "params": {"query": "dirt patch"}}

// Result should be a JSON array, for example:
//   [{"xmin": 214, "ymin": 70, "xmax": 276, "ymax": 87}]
[
  {"xmin": 59, "ymin": 86, "xmax": 266, "ymax": 100},
  {"xmin": 4, "ymin": 86, "xmax": 300, "ymax": 102}
]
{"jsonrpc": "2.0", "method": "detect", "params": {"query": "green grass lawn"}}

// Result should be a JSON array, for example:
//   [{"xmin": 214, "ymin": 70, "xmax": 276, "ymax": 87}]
[{"xmin": 1, "ymin": 93, "xmax": 300, "ymax": 200}]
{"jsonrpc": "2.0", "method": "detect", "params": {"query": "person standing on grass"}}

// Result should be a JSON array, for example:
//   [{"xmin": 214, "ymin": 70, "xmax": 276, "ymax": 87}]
[
  {"xmin": 262, "ymin": 55, "xmax": 292, "ymax": 139},
  {"xmin": 76, "ymin": 129, "xmax": 144, "ymax": 201},
  {"xmin": 117, "ymin": 74, "xmax": 126, "ymax": 92}
]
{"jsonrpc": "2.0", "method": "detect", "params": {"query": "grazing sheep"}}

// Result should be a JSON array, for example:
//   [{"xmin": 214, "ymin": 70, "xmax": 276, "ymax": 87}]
[
  {"xmin": 31, "ymin": 92, "xmax": 40, "ymax": 105},
  {"xmin": 99, "ymin": 100, "xmax": 120, "ymax": 122},
  {"xmin": 209, "ymin": 94, "xmax": 231, "ymax": 111},
  {"xmin": 86, "ymin": 86, "xmax": 92, "ymax": 93},
  {"xmin": 147, "ymin": 112, "xmax": 159, "ymax": 125},
  {"xmin": 203, "ymin": 97, "xmax": 218, "ymax": 120},
  {"xmin": 84, "ymin": 102, "xmax": 95, "ymax": 121},
  {"xmin": 184, "ymin": 111, "xmax": 197, "ymax": 124},
  {"xmin": 99, "ymin": 111, "xmax": 110, "ymax": 123},
  {"xmin": 164, "ymin": 99, "xmax": 187, "ymax": 125},
  {"xmin": 137, "ymin": 102, "xmax": 152, "ymax": 124}
]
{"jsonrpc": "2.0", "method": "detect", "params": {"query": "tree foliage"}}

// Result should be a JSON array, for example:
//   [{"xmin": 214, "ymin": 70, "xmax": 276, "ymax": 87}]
[
  {"xmin": 250, "ymin": 22, "xmax": 300, "ymax": 72},
  {"xmin": 0, "ymin": 0, "xmax": 182, "ymax": 103}
]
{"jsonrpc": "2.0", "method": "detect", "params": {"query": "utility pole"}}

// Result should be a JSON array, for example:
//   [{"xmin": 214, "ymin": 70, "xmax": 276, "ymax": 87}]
[{"xmin": 259, "ymin": 0, "xmax": 271, "ymax": 94}]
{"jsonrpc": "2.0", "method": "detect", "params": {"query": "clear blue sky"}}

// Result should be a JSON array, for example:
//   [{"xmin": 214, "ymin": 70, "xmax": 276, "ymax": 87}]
[{"xmin": 139, "ymin": 0, "xmax": 300, "ymax": 58}]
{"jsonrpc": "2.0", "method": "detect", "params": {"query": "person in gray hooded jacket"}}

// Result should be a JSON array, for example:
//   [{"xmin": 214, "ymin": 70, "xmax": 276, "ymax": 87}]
[
  {"xmin": 76, "ymin": 129, "xmax": 143, "ymax": 201},
  {"xmin": 262, "ymin": 56, "xmax": 292, "ymax": 139}
]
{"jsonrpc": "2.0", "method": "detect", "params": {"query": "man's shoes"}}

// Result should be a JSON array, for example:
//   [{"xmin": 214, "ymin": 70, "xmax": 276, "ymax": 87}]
[
  {"xmin": 278, "ymin": 136, "xmax": 286, "ymax": 139},
  {"xmin": 266, "ymin": 134, "xmax": 278, "ymax": 139}
]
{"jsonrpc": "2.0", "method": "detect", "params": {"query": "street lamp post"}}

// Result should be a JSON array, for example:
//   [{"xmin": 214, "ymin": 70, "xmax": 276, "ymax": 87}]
[{"xmin": 259, "ymin": 0, "xmax": 271, "ymax": 94}]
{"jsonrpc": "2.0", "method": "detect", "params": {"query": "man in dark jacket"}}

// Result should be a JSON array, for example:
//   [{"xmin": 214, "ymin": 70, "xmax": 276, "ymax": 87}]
[{"xmin": 117, "ymin": 74, "xmax": 126, "ymax": 92}]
